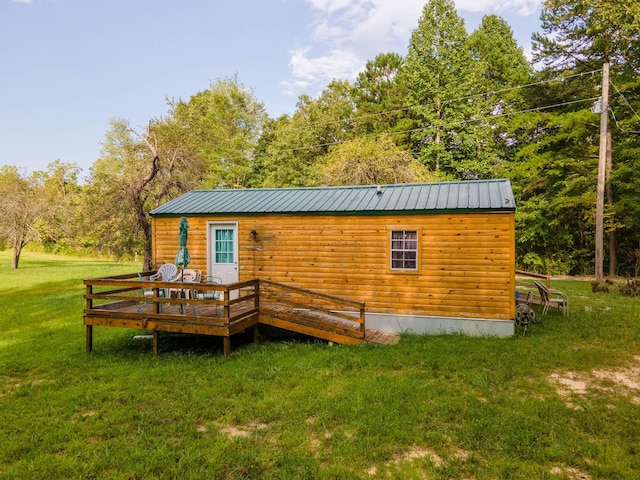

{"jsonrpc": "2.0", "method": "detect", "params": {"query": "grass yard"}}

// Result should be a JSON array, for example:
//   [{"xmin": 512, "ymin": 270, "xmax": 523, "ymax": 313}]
[{"xmin": 1, "ymin": 252, "xmax": 639, "ymax": 479}]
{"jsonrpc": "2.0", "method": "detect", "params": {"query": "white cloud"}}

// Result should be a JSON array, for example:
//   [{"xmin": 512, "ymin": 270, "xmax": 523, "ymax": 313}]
[
  {"xmin": 283, "ymin": 0, "xmax": 542, "ymax": 98},
  {"xmin": 305, "ymin": 0, "xmax": 358, "ymax": 15},
  {"xmin": 280, "ymin": 79, "xmax": 313, "ymax": 97},
  {"xmin": 284, "ymin": 0, "xmax": 424, "ymax": 96},
  {"xmin": 456, "ymin": 0, "xmax": 540, "ymax": 16},
  {"xmin": 10, "ymin": 0, "xmax": 33, "ymax": 4},
  {"xmin": 289, "ymin": 46, "xmax": 363, "ymax": 81}
]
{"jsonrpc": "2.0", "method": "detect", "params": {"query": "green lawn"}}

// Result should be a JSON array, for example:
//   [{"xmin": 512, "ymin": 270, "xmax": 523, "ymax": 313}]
[{"xmin": 1, "ymin": 252, "xmax": 639, "ymax": 479}]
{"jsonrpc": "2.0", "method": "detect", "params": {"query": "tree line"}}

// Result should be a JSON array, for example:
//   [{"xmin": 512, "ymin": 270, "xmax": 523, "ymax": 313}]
[{"xmin": 2, "ymin": 0, "xmax": 639, "ymax": 277}]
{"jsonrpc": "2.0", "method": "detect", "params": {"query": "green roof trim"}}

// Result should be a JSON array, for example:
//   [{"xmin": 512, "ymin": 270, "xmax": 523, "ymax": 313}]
[{"xmin": 149, "ymin": 180, "xmax": 516, "ymax": 217}]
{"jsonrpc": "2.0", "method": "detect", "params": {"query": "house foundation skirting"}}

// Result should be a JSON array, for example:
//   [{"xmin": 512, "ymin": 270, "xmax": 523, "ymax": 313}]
[{"xmin": 365, "ymin": 313, "xmax": 515, "ymax": 337}]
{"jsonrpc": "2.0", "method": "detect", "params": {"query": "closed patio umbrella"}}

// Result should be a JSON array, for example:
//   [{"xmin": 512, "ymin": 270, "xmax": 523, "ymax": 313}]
[{"xmin": 174, "ymin": 216, "xmax": 191, "ymax": 277}]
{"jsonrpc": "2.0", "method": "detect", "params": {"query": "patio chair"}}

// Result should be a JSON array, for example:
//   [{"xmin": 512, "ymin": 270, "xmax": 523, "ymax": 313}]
[
  {"xmin": 137, "ymin": 272, "xmax": 166, "ymax": 312},
  {"xmin": 149, "ymin": 264, "xmax": 180, "ymax": 298},
  {"xmin": 192, "ymin": 276, "xmax": 223, "ymax": 316},
  {"xmin": 181, "ymin": 269, "xmax": 201, "ymax": 283},
  {"xmin": 150, "ymin": 263, "xmax": 179, "ymax": 282},
  {"xmin": 168, "ymin": 269, "xmax": 201, "ymax": 301},
  {"xmin": 534, "ymin": 280, "xmax": 569, "ymax": 316}
]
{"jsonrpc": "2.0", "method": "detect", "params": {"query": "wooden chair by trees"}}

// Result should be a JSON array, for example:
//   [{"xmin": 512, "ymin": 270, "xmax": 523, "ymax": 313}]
[{"xmin": 534, "ymin": 281, "xmax": 569, "ymax": 316}]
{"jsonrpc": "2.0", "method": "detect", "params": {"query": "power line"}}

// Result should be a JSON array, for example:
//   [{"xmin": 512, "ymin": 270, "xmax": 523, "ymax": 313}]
[
  {"xmin": 273, "ymin": 68, "xmax": 603, "ymax": 136},
  {"xmin": 610, "ymin": 80, "xmax": 640, "ymax": 134},
  {"xmin": 224, "ymin": 95, "xmax": 600, "ymax": 161},
  {"xmin": 386, "ymin": 96, "xmax": 601, "ymax": 140},
  {"xmin": 214, "ymin": 69, "xmax": 604, "ymax": 162}
]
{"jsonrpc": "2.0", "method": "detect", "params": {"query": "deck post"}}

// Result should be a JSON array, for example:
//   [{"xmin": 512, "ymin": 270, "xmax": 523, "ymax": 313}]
[
  {"xmin": 223, "ymin": 297, "xmax": 230, "ymax": 325},
  {"xmin": 253, "ymin": 324, "xmax": 260, "ymax": 344},
  {"xmin": 85, "ymin": 283, "xmax": 93, "ymax": 311},
  {"xmin": 255, "ymin": 279, "xmax": 260, "ymax": 310},
  {"xmin": 152, "ymin": 330, "xmax": 159, "ymax": 357},
  {"xmin": 223, "ymin": 336, "xmax": 231, "ymax": 357},
  {"xmin": 85, "ymin": 325, "xmax": 93, "ymax": 353},
  {"xmin": 153, "ymin": 287, "xmax": 161, "ymax": 314}
]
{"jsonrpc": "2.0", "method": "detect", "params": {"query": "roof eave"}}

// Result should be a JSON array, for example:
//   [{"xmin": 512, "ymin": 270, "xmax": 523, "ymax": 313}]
[{"xmin": 149, "ymin": 207, "xmax": 516, "ymax": 218}]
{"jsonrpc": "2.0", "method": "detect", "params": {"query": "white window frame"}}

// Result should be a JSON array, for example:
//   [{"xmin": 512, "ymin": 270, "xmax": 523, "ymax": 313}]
[{"xmin": 389, "ymin": 229, "xmax": 420, "ymax": 272}]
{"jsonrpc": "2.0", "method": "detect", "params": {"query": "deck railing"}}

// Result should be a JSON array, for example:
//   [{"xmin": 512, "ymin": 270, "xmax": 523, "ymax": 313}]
[
  {"xmin": 83, "ymin": 274, "xmax": 366, "ymax": 355},
  {"xmin": 84, "ymin": 273, "xmax": 261, "ymax": 356},
  {"xmin": 258, "ymin": 279, "xmax": 366, "ymax": 340},
  {"xmin": 84, "ymin": 273, "xmax": 259, "ymax": 326},
  {"xmin": 515, "ymin": 269, "xmax": 550, "ymax": 288}
]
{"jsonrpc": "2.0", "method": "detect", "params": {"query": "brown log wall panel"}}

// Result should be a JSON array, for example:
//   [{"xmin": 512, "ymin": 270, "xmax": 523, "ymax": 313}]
[{"xmin": 152, "ymin": 212, "xmax": 515, "ymax": 320}]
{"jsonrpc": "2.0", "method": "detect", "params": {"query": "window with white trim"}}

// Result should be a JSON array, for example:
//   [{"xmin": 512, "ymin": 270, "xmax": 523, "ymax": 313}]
[{"xmin": 390, "ymin": 230, "xmax": 418, "ymax": 270}]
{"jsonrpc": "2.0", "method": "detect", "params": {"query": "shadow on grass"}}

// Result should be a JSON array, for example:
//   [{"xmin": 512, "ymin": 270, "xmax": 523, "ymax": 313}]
[{"xmin": 91, "ymin": 326, "xmax": 332, "ymax": 359}]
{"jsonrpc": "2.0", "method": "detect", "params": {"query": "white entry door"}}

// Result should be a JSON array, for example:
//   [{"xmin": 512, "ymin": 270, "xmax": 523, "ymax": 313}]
[{"xmin": 208, "ymin": 222, "xmax": 239, "ymax": 285}]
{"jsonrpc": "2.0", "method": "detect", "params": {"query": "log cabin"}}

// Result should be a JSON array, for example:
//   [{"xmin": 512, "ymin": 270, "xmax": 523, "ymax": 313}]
[{"xmin": 149, "ymin": 179, "xmax": 517, "ymax": 337}]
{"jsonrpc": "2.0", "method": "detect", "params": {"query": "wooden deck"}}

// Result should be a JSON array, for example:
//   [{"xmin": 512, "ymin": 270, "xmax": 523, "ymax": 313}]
[{"xmin": 84, "ymin": 275, "xmax": 399, "ymax": 357}]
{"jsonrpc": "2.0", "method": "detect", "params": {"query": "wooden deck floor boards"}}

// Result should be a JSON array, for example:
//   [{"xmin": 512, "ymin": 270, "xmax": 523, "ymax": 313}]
[
  {"xmin": 364, "ymin": 329, "xmax": 400, "ymax": 345},
  {"xmin": 257, "ymin": 301, "xmax": 399, "ymax": 346}
]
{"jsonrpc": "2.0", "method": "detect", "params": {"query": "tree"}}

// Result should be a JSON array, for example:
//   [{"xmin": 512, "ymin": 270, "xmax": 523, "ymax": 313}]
[
  {"xmin": 251, "ymin": 111, "xmax": 320, "ymax": 188},
  {"xmin": 469, "ymin": 15, "xmax": 531, "ymax": 92},
  {"xmin": 502, "ymin": 107, "xmax": 601, "ymax": 275},
  {"xmin": 531, "ymin": 0, "xmax": 640, "ymax": 275},
  {"xmin": 318, "ymin": 135, "xmax": 437, "ymax": 186},
  {"xmin": 0, "ymin": 166, "xmax": 47, "ymax": 268},
  {"xmin": 257, "ymin": 80, "xmax": 356, "ymax": 187},
  {"xmin": 85, "ymin": 76, "xmax": 268, "ymax": 268},
  {"xmin": 608, "ymin": 76, "xmax": 640, "ymax": 276},
  {"xmin": 351, "ymin": 52, "xmax": 410, "ymax": 139},
  {"xmin": 533, "ymin": 0, "xmax": 640, "ymax": 71},
  {"xmin": 169, "ymin": 75, "xmax": 268, "ymax": 189},
  {"xmin": 32, "ymin": 160, "xmax": 83, "ymax": 254},
  {"xmin": 86, "ymin": 116, "xmax": 210, "ymax": 270},
  {"xmin": 86, "ymin": 120, "xmax": 157, "ymax": 267},
  {"xmin": 462, "ymin": 14, "xmax": 532, "ymax": 178},
  {"xmin": 401, "ymin": 0, "xmax": 474, "ymax": 174}
]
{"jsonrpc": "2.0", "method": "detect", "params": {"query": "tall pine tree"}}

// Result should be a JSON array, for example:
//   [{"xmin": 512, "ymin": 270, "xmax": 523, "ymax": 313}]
[
  {"xmin": 402, "ymin": 0, "xmax": 473, "ymax": 175},
  {"xmin": 465, "ymin": 14, "xmax": 532, "ymax": 178}
]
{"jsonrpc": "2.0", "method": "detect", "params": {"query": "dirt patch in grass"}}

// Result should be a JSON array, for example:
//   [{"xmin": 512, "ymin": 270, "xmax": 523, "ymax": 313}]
[
  {"xmin": 548, "ymin": 356, "xmax": 640, "ymax": 406},
  {"xmin": 1, "ymin": 377, "xmax": 53, "ymax": 397},
  {"xmin": 550, "ymin": 465, "xmax": 591, "ymax": 480},
  {"xmin": 366, "ymin": 446, "xmax": 471, "ymax": 477},
  {"xmin": 217, "ymin": 421, "xmax": 268, "ymax": 438},
  {"xmin": 195, "ymin": 421, "xmax": 268, "ymax": 437}
]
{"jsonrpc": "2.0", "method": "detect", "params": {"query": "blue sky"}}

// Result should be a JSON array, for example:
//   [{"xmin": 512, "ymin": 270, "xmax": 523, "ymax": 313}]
[{"xmin": 1, "ymin": 0, "xmax": 542, "ymax": 176}]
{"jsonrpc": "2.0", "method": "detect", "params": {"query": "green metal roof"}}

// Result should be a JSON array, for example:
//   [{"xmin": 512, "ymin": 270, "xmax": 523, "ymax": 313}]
[{"xmin": 149, "ymin": 179, "xmax": 516, "ymax": 217}]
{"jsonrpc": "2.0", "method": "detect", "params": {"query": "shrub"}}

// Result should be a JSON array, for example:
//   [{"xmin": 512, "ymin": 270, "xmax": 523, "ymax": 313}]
[
  {"xmin": 619, "ymin": 278, "xmax": 640, "ymax": 297},
  {"xmin": 591, "ymin": 281, "xmax": 610, "ymax": 293}
]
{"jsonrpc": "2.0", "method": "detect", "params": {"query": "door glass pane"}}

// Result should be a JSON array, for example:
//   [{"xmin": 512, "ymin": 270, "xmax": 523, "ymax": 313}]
[{"xmin": 215, "ymin": 229, "xmax": 234, "ymax": 264}]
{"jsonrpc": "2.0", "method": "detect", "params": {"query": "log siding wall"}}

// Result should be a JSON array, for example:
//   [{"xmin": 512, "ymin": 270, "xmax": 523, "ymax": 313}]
[{"xmin": 152, "ymin": 211, "xmax": 516, "ymax": 321}]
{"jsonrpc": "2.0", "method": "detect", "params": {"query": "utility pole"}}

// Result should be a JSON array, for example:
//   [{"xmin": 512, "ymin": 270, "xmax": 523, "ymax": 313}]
[{"xmin": 595, "ymin": 62, "xmax": 609, "ymax": 283}]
